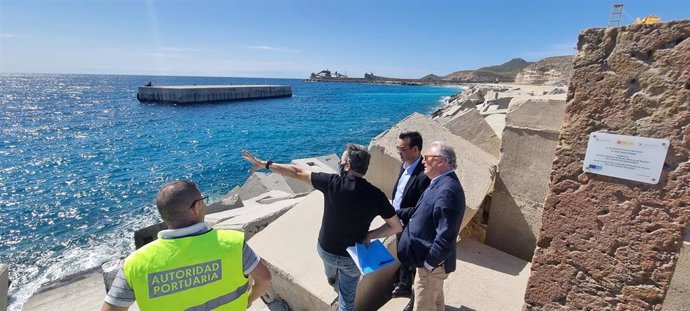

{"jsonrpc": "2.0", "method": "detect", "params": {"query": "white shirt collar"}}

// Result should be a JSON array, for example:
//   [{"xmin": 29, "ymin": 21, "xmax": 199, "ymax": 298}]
[
  {"xmin": 157, "ymin": 222, "xmax": 211, "ymax": 239},
  {"xmin": 403, "ymin": 156, "xmax": 422, "ymax": 172},
  {"xmin": 430, "ymin": 169, "xmax": 454, "ymax": 186}
]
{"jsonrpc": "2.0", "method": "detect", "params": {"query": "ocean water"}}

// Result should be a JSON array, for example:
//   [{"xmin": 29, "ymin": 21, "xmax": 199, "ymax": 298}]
[{"xmin": 0, "ymin": 73, "xmax": 459, "ymax": 309}]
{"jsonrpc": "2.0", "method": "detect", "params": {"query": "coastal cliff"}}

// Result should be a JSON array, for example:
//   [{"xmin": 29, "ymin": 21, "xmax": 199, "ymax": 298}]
[
  {"xmin": 442, "ymin": 58, "xmax": 531, "ymax": 83},
  {"xmin": 514, "ymin": 55, "xmax": 574, "ymax": 85}
]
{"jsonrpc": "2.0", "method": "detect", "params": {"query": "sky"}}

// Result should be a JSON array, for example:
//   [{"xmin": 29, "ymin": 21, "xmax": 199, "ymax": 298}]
[{"xmin": 0, "ymin": 0, "xmax": 688, "ymax": 79}]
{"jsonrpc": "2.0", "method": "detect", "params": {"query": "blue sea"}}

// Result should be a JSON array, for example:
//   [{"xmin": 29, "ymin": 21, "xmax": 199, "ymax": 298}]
[{"xmin": 0, "ymin": 73, "xmax": 459, "ymax": 309}]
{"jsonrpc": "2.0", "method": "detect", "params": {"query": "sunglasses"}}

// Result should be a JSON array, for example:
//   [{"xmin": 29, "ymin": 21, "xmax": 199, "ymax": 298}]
[
  {"xmin": 423, "ymin": 154, "xmax": 445, "ymax": 161},
  {"xmin": 189, "ymin": 196, "xmax": 209, "ymax": 209}
]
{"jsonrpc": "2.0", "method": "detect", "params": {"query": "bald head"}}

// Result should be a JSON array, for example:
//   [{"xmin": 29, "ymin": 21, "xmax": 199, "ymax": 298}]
[{"xmin": 156, "ymin": 180, "xmax": 204, "ymax": 227}]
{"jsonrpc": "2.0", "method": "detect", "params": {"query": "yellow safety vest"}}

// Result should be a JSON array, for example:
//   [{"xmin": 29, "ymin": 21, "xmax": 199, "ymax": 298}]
[{"xmin": 124, "ymin": 229, "xmax": 248, "ymax": 311}]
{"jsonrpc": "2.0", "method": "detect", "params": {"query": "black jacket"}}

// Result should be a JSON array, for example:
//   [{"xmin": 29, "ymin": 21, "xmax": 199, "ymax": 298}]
[{"xmin": 392, "ymin": 158, "xmax": 430, "ymax": 226}]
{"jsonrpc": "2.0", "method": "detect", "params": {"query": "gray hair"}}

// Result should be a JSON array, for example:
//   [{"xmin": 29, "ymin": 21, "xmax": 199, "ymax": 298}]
[
  {"xmin": 343, "ymin": 143, "xmax": 371, "ymax": 175},
  {"xmin": 431, "ymin": 141, "xmax": 457, "ymax": 170}
]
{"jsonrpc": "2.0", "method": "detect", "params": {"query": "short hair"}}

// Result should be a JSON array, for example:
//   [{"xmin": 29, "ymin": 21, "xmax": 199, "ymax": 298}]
[
  {"xmin": 430, "ymin": 141, "xmax": 457, "ymax": 170},
  {"xmin": 155, "ymin": 180, "xmax": 202, "ymax": 223},
  {"xmin": 399, "ymin": 131, "xmax": 423, "ymax": 151},
  {"xmin": 343, "ymin": 143, "xmax": 371, "ymax": 175}
]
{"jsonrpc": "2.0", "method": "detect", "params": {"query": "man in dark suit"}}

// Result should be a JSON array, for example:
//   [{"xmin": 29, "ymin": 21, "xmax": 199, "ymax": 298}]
[
  {"xmin": 397, "ymin": 141, "xmax": 465, "ymax": 311},
  {"xmin": 391, "ymin": 131, "xmax": 430, "ymax": 306}
]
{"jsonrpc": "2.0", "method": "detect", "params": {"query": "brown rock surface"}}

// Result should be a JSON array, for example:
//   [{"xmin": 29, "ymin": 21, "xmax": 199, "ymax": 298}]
[{"xmin": 524, "ymin": 20, "xmax": 690, "ymax": 310}]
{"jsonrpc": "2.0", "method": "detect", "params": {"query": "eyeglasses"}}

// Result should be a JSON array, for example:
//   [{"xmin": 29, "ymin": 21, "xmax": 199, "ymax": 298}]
[
  {"xmin": 189, "ymin": 196, "xmax": 209, "ymax": 209},
  {"xmin": 396, "ymin": 145, "xmax": 410, "ymax": 151}
]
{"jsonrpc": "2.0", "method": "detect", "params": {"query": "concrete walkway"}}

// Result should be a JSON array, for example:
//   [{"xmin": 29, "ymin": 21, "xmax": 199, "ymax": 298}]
[{"xmin": 381, "ymin": 239, "xmax": 531, "ymax": 311}]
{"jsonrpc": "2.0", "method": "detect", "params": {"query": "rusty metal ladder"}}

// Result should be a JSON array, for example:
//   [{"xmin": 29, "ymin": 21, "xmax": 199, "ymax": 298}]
[{"xmin": 608, "ymin": 3, "xmax": 624, "ymax": 28}]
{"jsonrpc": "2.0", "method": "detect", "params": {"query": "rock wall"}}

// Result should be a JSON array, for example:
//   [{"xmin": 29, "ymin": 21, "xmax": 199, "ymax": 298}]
[
  {"xmin": 524, "ymin": 20, "xmax": 690, "ymax": 310},
  {"xmin": 514, "ymin": 55, "xmax": 574, "ymax": 86}
]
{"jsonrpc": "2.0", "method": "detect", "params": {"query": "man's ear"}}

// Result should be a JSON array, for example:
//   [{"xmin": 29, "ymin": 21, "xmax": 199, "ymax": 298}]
[{"xmin": 191, "ymin": 201, "xmax": 202, "ymax": 217}]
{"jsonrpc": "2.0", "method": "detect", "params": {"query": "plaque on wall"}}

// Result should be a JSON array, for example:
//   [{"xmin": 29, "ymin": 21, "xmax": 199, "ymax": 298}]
[{"xmin": 583, "ymin": 132, "xmax": 669, "ymax": 184}]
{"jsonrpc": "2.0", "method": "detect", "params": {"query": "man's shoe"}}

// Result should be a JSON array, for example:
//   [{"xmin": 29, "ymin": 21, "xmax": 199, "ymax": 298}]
[
  {"xmin": 391, "ymin": 284, "xmax": 412, "ymax": 298},
  {"xmin": 402, "ymin": 298, "xmax": 414, "ymax": 311}
]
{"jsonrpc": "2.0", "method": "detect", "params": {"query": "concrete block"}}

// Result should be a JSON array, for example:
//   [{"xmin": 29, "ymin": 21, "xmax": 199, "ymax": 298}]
[
  {"xmin": 442, "ymin": 108, "xmax": 501, "ymax": 157},
  {"xmin": 478, "ymin": 97, "xmax": 513, "ymax": 115},
  {"xmin": 239, "ymin": 172, "xmax": 295, "ymax": 201},
  {"xmin": 486, "ymin": 97, "xmax": 565, "ymax": 261},
  {"xmin": 483, "ymin": 114, "xmax": 506, "ymax": 139},
  {"xmin": 0, "ymin": 264, "xmax": 7, "ymax": 311},
  {"xmin": 353, "ymin": 236, "xmax": 400, "ymax": 311},
  {"xmin": 206, "ymin": 194, "xmax": 243, "ymax": 215},
  {"xmin": 504, "ymin": 97, "xmax": 566, "ymax": 131},
  {"xmin": 224, "ymin": 186, "xmax": 241, "ymax": 199},
  {"xmin": 212, "ymin": 193, "xmax": 305, "ymax": 240},
  {"xmin": 23, "ymin": 267, "xmax": 105, "ymax": 311},
  {"xmin": 381, "ymin": 239, "xmax": 531, "ymax": 311},
  {"xmin": 249, "ymin": 192, "xmax": 334, "ymax": 311},
  {"xmin": 368, "ymin": 113, "xmax": 498, "ymax": 231},
  {"xmin": 467, "ymin": 91, "xmax": 484, "ymax": 105},
  {"xmin": 663, "ymin": 231, "xmax": 690, "ymax": 311},
  {"xmin": 206, "ymin": 190, "xmax": 293, "ymax": 226},
  {"xmin": 133, "ymin": 222, "xmax": 168, "ymax": 249},
  {"xmin": 286, "ymin": 154, "xmax": 340, "ymax": 194},
  {"xmin": 249, "ymin": 192, "xmax": 391, "ymax": 311},
  {"xmin": 248, "ymin": 298, "xmax": 289, "ymax": 311}
]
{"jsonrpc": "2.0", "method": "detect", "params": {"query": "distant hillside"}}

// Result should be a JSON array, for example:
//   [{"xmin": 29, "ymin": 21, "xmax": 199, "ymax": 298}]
[
  {"xmin": 514, "ymin": 55, "xmax": 575, "ymax": 85},
  {"xmin": 477, "ymin": 58, "xmax": 532, "ymax": 79},
  {"xmin": 420, "ymin": 74, "xmax": 443, "ymax": 81},
  {"xmin": 443, "ymin": 58, "xmax": 533, "ymax": 82}
]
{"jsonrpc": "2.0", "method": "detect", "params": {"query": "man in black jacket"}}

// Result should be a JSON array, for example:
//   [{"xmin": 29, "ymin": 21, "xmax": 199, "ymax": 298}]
[
  {"xmin": 391, "ymin": 131, "xmax": 430, "ymax": 309},
  {"xmin": 398, "ymin": 141, "xmax": 465, "ymax": 311}
]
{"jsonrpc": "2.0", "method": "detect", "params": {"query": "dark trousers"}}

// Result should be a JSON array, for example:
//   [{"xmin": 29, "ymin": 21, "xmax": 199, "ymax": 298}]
[{"xmin": 395, "ymin": 233, "xmax": 416, "ymax": 289}]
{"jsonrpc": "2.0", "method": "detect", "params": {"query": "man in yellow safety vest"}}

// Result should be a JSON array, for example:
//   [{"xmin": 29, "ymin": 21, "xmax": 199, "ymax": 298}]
[{"xmin": 101, "ymin": 180, "xmax": 272, "ymax": 311}]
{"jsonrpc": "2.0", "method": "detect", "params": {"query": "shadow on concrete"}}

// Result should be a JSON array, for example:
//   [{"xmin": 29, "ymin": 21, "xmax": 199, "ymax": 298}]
[
  {"xmin": 484, "ymin": 175, "xmax": 537, "ymax": 262},
  {"xmin": 457, "ymin": 238, "xmax": 529, "ymax": 276},
  {"xmin": 446, "ymin": 306, "xmax": 476, "ymax": 311}
]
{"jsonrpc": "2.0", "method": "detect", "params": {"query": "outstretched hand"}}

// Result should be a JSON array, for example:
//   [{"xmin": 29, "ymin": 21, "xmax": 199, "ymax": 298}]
[{"xmin": 242, "ymin": 150, "xmax": 264, "ymax": 172}]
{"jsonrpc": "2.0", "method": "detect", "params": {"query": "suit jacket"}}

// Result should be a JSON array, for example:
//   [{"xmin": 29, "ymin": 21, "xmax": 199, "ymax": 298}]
[
  {"xmin": 397, "ymin": 171, "xmax": 465, "ymax": 273},
  {"xmin": 392, "ymin": 158, "xmax": 430, "ymax": 226}
]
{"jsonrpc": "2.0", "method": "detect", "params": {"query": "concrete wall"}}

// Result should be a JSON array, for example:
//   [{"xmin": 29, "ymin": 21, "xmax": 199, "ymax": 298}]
[
  {"xmin": 662, "ymin": 229, "xmax": 690, "ymax": 311},
  {"xmin": 1, "ymin": 264, "xmax": 7, "ymax": 311},
  {"xmin": 137, "ymin": 85, "xmax": 292, "ymax": 104},
  {"xmin": 524, "ymin": 20, "xmax": 690, "ymax": 309},
  {"xmin": 485, "ymin": 98, "xmax": 566, "ymax": 261},
  {"xmin": 368, "ymin": 113, "xmax": 498, "ymax": 231}
]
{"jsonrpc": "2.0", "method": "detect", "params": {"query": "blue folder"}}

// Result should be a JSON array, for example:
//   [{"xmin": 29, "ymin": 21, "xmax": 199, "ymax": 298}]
[{"xmin": 346, "ymin": 240, "xmax": 397, "ymax": 275}]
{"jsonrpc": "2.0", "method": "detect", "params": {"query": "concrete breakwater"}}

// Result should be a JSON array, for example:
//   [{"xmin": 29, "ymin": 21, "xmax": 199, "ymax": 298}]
[
  {"xmin": 11, "ymin": 19, "xmax": 690, "ymax": 311},
  {"xmin": 15, "ymin": 83, "xmax": 555, "ymax": 311},
  {"xmin": 136, "ymin": 85, "xmax": 292, "ymax": 104}
]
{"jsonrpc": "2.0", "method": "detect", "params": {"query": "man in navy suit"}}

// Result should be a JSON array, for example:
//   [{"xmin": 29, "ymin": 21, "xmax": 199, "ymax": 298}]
[
  {"xmin": 391, "ymin": 131, "xmax": 430, "ymax": 305},
  {"xmin": 397, "ymin": 141, "xmax": 465, "ymax": 311}
]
